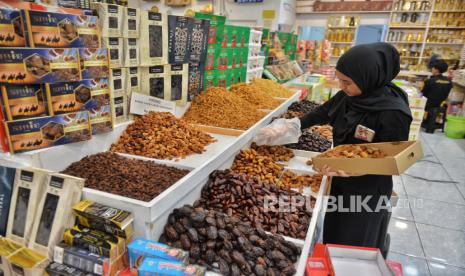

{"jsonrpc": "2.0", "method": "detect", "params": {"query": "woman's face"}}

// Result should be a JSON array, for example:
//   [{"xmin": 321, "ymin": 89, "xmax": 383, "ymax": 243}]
[{"xmin": 336, "ymin": 70, "xmax": 362, "ymax": 97}]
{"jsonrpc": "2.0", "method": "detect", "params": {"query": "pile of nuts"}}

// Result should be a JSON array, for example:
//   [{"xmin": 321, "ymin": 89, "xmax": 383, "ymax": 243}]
[
  {"xmin": 183, "ymin": 87, "xmax": 267, "ymax": 130},
  {"xmin": 231, "ymin": 148, "xmax": 283, "ymax": 184},
  {"xmin": 320, "ymin": 145, "xmax": 388, "ymax": 158},
  {"xmin": 250, "ymin": 79, "xmax": 295, "ymax": 98},
  {"xmin": 61, "ymin": 152, "xmax": 190, "ymax": 201},
  {"xmin": 310, "ymin": 125, "xmax": 333, "ymax": 141},
  {"xmin": 230, "ymin": 83, "xmax": 281, "ymax": 110},
  {"xmin": 280, "ymin": 171, "xmax": 323, "ymax": 194},
  {"xmin": 250, "ymin": 142, "xmax": 294, "ymax": 162},
  {"xmin": 286, "ymin": 130, "xmax": 332, "ymax": 152},
  {"xmin": 110, "ymin": 112, "xmax": 216, "ymax": 160},
  {"xmin": 195, "ymin": 170, "xmax": 314, "ymax": 239},
  {"xmin": 160, "ymin": 205, "xmax": 300, "ymax": 275}
]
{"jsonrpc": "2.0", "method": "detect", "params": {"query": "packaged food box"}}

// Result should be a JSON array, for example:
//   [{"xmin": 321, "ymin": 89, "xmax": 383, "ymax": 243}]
[
  {"xmin": 138, "ymin": 258, "xmax": 206, "ymax": 276},
  {"xmin": 111, "ymin": 91, "xmax": 126, "ymax": 125},
  {"xmin": 168, "ymin": 15, "xmax": 193, "ymax": 65},
  {"xmin": 139, "ymin": 11, "xmax": 168, "ymax": 66},
  {"xmin": 204, "ymin": 45, "xmax": 216, "ymax": 71},
  {"xmin": 187, "ymin": 62, "xmax": 204, "ymax": 101},
  {"xmin": 71, "ymin": 224, "xmax": 126, "ymax": 256},
  {"xmin": 1, "ymin": 84, "xmax": 50, "ymax": 121},
  {"xmin": 167, "ymin": 64, "xmax": 188, "ymax": 105},
  {"xmin": 22, "ymin": 10, "xmax": 100, "ymax": 48},
  {"xmin": 312, "ymin": 141, "xmax": 424, "ymax": 175},
  {"xmin": 127, "ymin": 238, "xmax": 188, "ymax": 268},
  {"xmin": 189, "ymin": 19, "xmax": 209, "ymax": 64},
  {"xmin": 0, "ymin": 8, "xmax": 26, "ymax": 47},
  {"xmin": 227, "ymin": 25, "xmax": 240, "ymax": 48},
  {"xmin": 46, "ymin": 79, "xmax": 112, "ymax": 135},
  {"xmin": 123, "ymin": 7, "xmax": 140, "ymax": 38},
  {"xmin": 7, "ymin": 247, "xmax": 49, "ymax": 276},
  {"xmin": 46, "ymin": 262, "xmax": 93, "ymax": 276},
  {"xmin": 140, "ymin": 65, "xmax": 168, "ymax": 100},
  {"xmin": 109, "ymin": 68, "xmax": 125, "ymax": 95},
  {"xmin": 203, "ymin": 70, "xmax": 217, "ymax": 91},
  {"xmin": 5, "ymin": 111, "xmax": 92, "ymax": 153},
  {"xmin": 6, "ymin": 168, "xmax": 50, "ymax": 245},
  {"xmin": 73, "ymin": 200, "xmax": 134, "ymax": 239},
  {"xmin": 92, "ymin": 2, "xmax": 123, "ymax": 37},
  {"xmin": 53, "ymin": 242, "xmax": 109, "ymax": 275},
  {"xmin": 102, "ymin": 37, "xmax": 123, "ymax": 68},
  {"xmin": 194, "ymin": 12, "xmax": 225, "ymax": 45},
  {"xmin": 0, "ymin": 237, "xmax": 24, "ymax": 275},
  {"xmin": 126, "ymin": 67, "xmax": 140, "ymax": 94},
  {"xmin": 0, "ymin": 166, "xmax": 16, "ymax": 237},
  {"xmin": 214, "ymin": 47, "xmax": 231, "ymax": 71},
  {"xmin": 28, "ymin": 173, "xmax": 85, "ymax": 259},
  {"xmin": 239, "ymin": 26, "xmax": 250, "ymax": 48},
  {"xmin": 79, "ymin": 48, "xmax": 109, "ymax": 79},
  {"xmin": 124, "ymin": 38, "xmax": 139, "ymax": 67},
  {"xmin": 63, "ymin": 228, "xmax": 118, "ymax": 261},
  {"xmin": 0, "ymin": 48, "xmax": 80, "ymax": 84},
  {"xmin": 217, "ymin": 69, "xmax": 232, "ymax": 89}
]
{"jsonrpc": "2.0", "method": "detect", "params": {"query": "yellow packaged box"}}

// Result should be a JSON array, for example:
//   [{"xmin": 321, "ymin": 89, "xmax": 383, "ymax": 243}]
[
  {"xmin": 63, "ymin": 228, "xmax": 118, "ymax": 261},
  {"xmin": 0, "ymin": 237, "xmax": 24, "ymax": 275},
  {"xmin": 7, "ymin": 247, "xmax": 49, "ymax": 276},
  {"xmin": 1, "ymin": 84, "xmax": 50, "ymax": 121},
  {"xmin": 312, "ymin": 141, "xmax": 424, "ymax": 176}
]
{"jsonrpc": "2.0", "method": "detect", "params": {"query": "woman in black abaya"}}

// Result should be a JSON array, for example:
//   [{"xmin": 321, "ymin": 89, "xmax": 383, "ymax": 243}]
[{"xmin": 255, "ymin": 43, "xmax": 412, "ymax": 253}]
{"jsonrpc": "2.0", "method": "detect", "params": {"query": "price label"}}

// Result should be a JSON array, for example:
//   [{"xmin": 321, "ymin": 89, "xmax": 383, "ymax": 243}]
[{"xmin": 130, "ymin": 92, "xmax": 176, "ymax": 115}]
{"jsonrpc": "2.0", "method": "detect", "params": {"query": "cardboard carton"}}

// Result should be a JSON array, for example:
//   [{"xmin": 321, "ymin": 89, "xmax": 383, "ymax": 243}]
[
  {"xmin": 139, "ymin": 11, "xmax": 168, "ymax": 66},
  {"xmin": 1, "ymin": 84, "xmax": 50, "ymax": 121},
  {"xmin": 312, "ymin": 141, "xmax": 424, "ymax": 176},
  {"xmin": 92, "ymin": 2, "xmax": 123, "ymax": 37},
  {"xmin": 123, "ymin": 7, "xmax": 140, "ymax": 38},
  {"xmin": 102, "ymin": 37, "xmax": 123, "ymax": 68},
  {"xmin": 0, "ymin": 8, "xmax": 27, "ymax": 47},
  {"xmin": 167, "ymin": 64, "xmax": 188, "ymax": 105},
  {"xmin": 0, "ymin": 237, "xmax": 23, "ymax": 275}
]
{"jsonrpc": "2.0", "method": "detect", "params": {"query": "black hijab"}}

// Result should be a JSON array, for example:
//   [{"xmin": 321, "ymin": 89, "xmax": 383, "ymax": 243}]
[{"xmin": 329, "ymin": 42, "xmax": 412, "ymax": 143}]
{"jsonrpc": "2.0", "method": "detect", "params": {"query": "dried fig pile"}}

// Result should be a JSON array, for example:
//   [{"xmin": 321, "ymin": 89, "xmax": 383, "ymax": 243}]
[
  {"xmin": 320, "ymin": 144, "xmax": 387, "ymax": 158},
  {"xmin": 286, "ymin": 130, "xmax": 332, "ymax": 152},
  {"xmin": 195, "ymin": 170, "xmax": 314, "ymax": 239},
  {"xmin": 160, "ymin": 205, "xmax": 300, "ymax": 275},
  {"xmin": 62, "ymin": 152, "xmax": 190, "ymax": 201},
  {"xmin": 287, "ymin": 100, "xmax": 320, "ymax": 114},
  {"xmin": 110, "ymin": 112, "xmax": 216, "ymax": 160}
]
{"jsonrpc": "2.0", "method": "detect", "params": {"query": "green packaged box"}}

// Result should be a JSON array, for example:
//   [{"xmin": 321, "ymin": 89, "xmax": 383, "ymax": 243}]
[
  {"xmin": 195, "ymin": 12, "xmax": 226, "ymax": 45},
  {"xmin": 217, "ymin": 70, "xmax": 232, "ymax": 89},
  {"xmin": 205, "ymin": 45, "xmax": 217, "ymax": 71},
  {"xmin": 214, "ymin": 47, "xmax": 232, "ymax": 71},
  {"xmin": 227, "ymin": 26, "xmax": 240, "ymax": 48},
  {"xmin": 234, "ymin": 68, "xmax": 243, "ymax": 84},
  {"xmin": 239, "ymin": 26, "xmax": 250, "ymax": 48},
  {"xmin": 241, "ymin": 48, "xmax": 249, "ymax": 69},
  {"xmin": 203, "ymin": 70, "xmax": 217, "ymax": 91},
  {"xmin": 216, "ymin": 25, "xmax": 228, "ymax": 48}
]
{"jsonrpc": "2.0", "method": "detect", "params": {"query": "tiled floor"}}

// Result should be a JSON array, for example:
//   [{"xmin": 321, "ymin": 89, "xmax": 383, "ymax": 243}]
[{"xmin": 388, "ymin": 132, "xmax": 465, "ymax": 276}]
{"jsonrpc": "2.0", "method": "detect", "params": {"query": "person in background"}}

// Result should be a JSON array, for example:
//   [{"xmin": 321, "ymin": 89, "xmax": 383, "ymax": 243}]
[{"xmin": 422, "ymin": 60, "xmax": 453, "ymax": 110}]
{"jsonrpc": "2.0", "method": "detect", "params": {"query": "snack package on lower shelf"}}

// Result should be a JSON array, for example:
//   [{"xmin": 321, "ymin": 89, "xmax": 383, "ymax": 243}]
[
  {"xmin": 7, "ymin": 247, "xmax": 49, "ymax": 276},
  {"xmin": 46, "ymin": 262, "xmax": 93, "ymax": 276},
  {"xmin": 6, "ymin": 168, "xmax": 50, "ymax": 246},
  {"xmin": 5, "ymin": 110, "xmax": 92, "ymax": 153},
  {"xmin": 127, "ymin": 238, "xmax": 188, "ymax": 269},
  {"xmin": 138, "ymin": 257, "xmax": 206, "ymax": 276},
  {"xmin": 72, "ymin": 200, "xmax": 134, "ymax": 239},
  {"xmin": 28, "ymin": 173, "xmax": 85, "ymax": 259},
  {"xmin": 63, "ymin": 228, "xmax": 119, "ymax": 261}
]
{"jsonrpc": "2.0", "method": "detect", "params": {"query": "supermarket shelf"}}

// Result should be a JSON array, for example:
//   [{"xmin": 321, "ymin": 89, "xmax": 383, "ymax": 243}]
[
  {"xmin": 429, "ymin": 26, "xmax": 465, "ymax": 29},
  {"xmin": 387, "ymin": 41, "xmax": 423, "ymax": 44},
  {"xmin": 433, "ymin": 10, "xmax": 465, "ymax": 12},
  {"xmin": 327, "ymin": 26, "xmax": 357, "ymax": 29},
  {"xmin": 425, "ymin": 42, "xmax": 464, "ymax": 45},
  {"xmin": 329, "ymin": 41, "xmax": 354, "ymax": 44},
  {"xmin": 298, "ymin": 10, "xmax": 391, "ymax": 14},
  {"xmin": 391, "ymin": 10, "xmax": 432, "ymax": 13},
  {"xmin": 389, "ymin": 25, "xmax": 427, "ymax": 29},
  {"xmin": 400, "ymin": 56, "xmax": 421, "ymax": 59},
  {"xmin": 399, "ymin": 70, "xmax": 432, "ymax": 76}
]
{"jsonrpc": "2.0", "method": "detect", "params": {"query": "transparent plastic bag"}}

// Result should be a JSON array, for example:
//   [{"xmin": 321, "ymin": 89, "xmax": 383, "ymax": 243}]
[{"xmin": 253, "ymin": 118, "xmax": 302, "ymax": 146}]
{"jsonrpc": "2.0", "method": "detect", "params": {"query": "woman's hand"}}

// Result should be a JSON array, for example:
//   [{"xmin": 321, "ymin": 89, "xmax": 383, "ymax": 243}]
[{"xmin": 315, "ymin": 165, "xmax": 364, "ymax": 177}]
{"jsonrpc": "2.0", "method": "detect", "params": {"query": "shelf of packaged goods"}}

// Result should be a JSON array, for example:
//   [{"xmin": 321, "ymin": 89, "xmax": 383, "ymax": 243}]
[
  {"xmin": 298, "ymin": 10, "xmax": 391, "ymax": 14},
  {"xmin": 387, "ymin": 41, "xmax": 424, "ymax": 44},
  {"xmin": 329, "ymin": 41, "xmax": 354, "ymax": 44},
  {"xmin": 399, "ymin": 70, "xmax": 432, "ymax": 76},
  {"xmin": 330, "ymin": 55, "xmax": 341, "ymax": 58},
  {"xmin": 425, "ymin": 42, "xmax": 465, "ymax": 45},
  {"xmin": 389, "ymin": 25, "xmax": 428, "ymax": 29},
  {"xmin": 429, "ymin": 26, "xmax": 465, "ymax": 29},
  {"xmin": 400, "ymin": 56, "xmax": 421, "ymax": 59},
  {"xmin": 391, "ymin": 10, "xmax": 432, "ymax": 13},
  {"xmin": 327, "ymin": 26, "xmax": 357, "ymax": 29}
]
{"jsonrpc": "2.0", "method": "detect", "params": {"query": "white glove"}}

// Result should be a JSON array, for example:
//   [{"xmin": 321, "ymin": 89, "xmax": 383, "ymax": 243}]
[{"xmin": 253, "ymin": 118, "xmax": 302, "ymax": 146}]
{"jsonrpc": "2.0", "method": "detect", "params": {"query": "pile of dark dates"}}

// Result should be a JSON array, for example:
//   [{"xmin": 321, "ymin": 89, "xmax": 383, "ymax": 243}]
[
  {"xmin": 286, "ymin": 129, "xmax": 332, "ymax": 152},
  {"xmin": 195, "ymin": 170, "xmax": 312, "ymax": 239},
  {"xmin": 287, "ymin": 100, "xmax": 320, "ymax": 114},
  {"xmin": 160, "ymin": 205, "xmax": 300, "ymax": 276}
]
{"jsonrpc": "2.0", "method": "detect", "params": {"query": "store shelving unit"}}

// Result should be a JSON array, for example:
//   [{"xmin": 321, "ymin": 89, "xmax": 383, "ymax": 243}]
[{"xmin": 324, "ymin": 16, "xmax": 358, "ymax": 63}]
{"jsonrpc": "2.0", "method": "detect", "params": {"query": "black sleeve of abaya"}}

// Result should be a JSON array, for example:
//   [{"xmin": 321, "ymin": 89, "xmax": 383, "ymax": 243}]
[
  {"xmin": 375, "ymin": 111, "xmax": 411, "ymax": 142},
  {"xmin": 299, "ymin": 104, "xmax": 331, "ymax": 129},
  {"xmin": 422, "ymin": 79, "xmax": 433, "ymax": 98}
]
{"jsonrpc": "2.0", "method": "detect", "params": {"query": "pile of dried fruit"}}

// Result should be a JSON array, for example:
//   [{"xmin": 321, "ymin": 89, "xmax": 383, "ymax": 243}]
[
  {"xmin": 110, "ymin": 112, "xmax": 215, "ymax": 160},
  {"xmin": 195, "ymin": 170, "xmax": 314, "ymax": 240},
  {"xmin": 160, "ymin": 205, "xmax": 301, "ymax": 275},
  {"xmin": 280, "ymin": 171, "xmax": 323, "ymax": 194},
  {"xmin": 250, "ymin": 78, "xmax": 295, "ymax": 98},
  {"xmin": 62, "ymin": 152, "xmax": 190, "ymax": 201},
  {"xmin": 230, "ymin": 83, "xmax": 281, "ymax": 110},
  {"xmin": 287, "ymin": 100, "xmax": 321, "ymax": 114},
  {"xmin": 183, "ymin": 87, "xmax": 267, "ymax": 130},
  {"xmin": 320, "ymin": 145, "xmax": 387, "ymax": 158},
  {"xmin": 310, "ymin": 125, "xmax": 333, "ymax": 141},
  {"xmin": 286, "ymin": 130, "xmax": 332, "ymax": 152},
  {"xmin": 232, "ymin": 148, "xmax": 283, "ymax": 184},
  {"xmin": 250, "ymin": 142, "xmax": 294, "ymax": 162}
]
